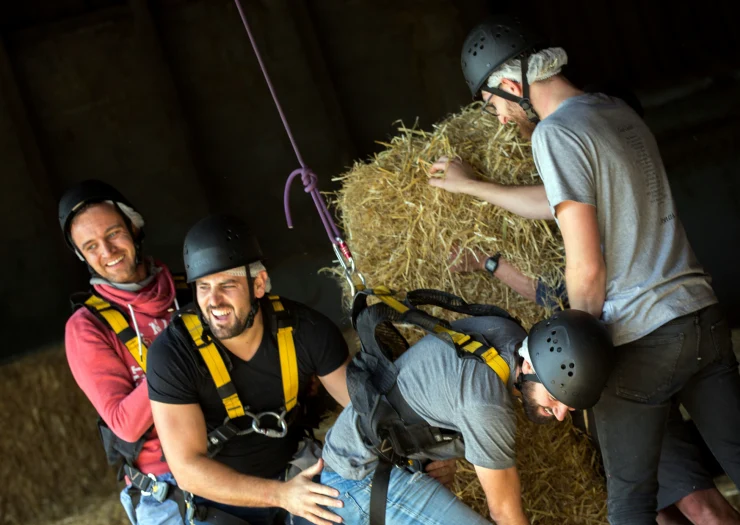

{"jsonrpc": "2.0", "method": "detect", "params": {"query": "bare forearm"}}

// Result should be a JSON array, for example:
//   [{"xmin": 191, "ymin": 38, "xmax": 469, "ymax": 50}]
[
  {"xmin": 463, "ymin": 180, "xmax": 553, "ymax": 220},
  {"xmin": 565, "ymin": 266, "xmax": 606, "ymax": 318},
  {"xmin": 494, "ymin": 259, "xmax": 538, "ymax": 303},
  {"xmin": 173, "ymin": 455, "xmax": 284, "ymax": 508}
]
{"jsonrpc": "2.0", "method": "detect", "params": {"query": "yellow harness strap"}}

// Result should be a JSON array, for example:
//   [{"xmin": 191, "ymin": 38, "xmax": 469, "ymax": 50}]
[
  {"xmin": 84, "ymin": 295, "xmax": 148, "ymax": 372},
  {"xmin": 181, "ymin": 313, "xmax": 246, "ymax": 420},
  {"xmin": 268, "ymin": 295, "xmax": 299, "ymax": 412},
  {"xmin": 370, "ymin": 286, "xmax": 510, "ymax": 384},
  {"xmin": 179, "ymin": 295, "xmax": 299, "ymax": 420}
]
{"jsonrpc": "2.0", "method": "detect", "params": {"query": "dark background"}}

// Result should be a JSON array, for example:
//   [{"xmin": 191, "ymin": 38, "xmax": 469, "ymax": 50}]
[{"xmin": 1, "ymin": 0, "xmax": 738, "ymax": 361}]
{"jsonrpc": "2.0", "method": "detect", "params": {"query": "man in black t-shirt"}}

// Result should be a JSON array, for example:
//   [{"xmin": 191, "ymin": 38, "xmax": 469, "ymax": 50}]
[{"xmin": 147, "ymin": 214, "xmax": 350, "ymax": 525}]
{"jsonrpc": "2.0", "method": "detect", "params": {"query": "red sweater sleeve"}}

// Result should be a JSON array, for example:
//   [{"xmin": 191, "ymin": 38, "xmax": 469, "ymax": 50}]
[{"xmin": 65, "ymin": 310, "xmax": 153, "ymax": 442}]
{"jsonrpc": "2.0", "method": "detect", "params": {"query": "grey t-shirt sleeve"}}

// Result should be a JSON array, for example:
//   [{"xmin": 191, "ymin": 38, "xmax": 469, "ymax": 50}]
[{"xmin": 532, "ymin": 123, "xmax": 597, "ymax": 212}]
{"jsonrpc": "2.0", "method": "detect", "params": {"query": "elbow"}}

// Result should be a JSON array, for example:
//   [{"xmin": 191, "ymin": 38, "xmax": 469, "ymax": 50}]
[{"xmin": 567, "ymin": 263, "xmax": 606, "ymax": 292}]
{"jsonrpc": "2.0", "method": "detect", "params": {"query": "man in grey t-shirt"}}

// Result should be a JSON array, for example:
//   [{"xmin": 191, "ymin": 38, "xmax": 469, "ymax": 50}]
[
  {"xmin": 322, "ymin": 309, "xmax": 615, "ymax": 525},
  {"xmin": 428, "ymin": 15, "xmax": 740, "ymax": 525}
]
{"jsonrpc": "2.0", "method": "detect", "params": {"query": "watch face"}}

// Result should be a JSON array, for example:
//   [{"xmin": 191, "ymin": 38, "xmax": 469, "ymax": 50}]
[{"xmin": 485, "ymin": 257, "xmax": 497, "ymax": 273}]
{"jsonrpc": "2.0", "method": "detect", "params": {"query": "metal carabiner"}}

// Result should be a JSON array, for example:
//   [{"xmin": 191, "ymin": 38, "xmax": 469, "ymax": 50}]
[
  {"xmin": 333, "ymin": 238, "xmax": 366, "ymax": 296},
  {"xmin": 251, "ymin": 411, "xmax": 289, "ymax": 438}
]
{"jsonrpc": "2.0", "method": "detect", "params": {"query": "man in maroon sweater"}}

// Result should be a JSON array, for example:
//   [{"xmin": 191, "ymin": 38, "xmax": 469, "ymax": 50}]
[{"xmin": 60, "ymin": 180, "xmax": 185, "ymax": 524}]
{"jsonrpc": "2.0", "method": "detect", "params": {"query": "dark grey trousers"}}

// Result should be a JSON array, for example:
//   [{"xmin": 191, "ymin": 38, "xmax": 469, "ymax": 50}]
[{"xmin": 593, "ymin": 304, "xmax": 740, "ymax": 525}]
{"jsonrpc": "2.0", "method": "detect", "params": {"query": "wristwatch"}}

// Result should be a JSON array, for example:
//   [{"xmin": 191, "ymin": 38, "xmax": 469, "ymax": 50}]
[{"xmin": 484, "ymin": 253, "xmax": 502, "ymax": 275}]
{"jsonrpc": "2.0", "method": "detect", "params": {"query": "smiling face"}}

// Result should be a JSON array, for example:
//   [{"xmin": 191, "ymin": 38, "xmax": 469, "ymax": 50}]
[
  {"xmin": 69, "ymin": 202, "xmax": 145, "ymax": 284},
  {"xmin": 195, "ymin": 270, "xmax": 256, "ymax": 340}
]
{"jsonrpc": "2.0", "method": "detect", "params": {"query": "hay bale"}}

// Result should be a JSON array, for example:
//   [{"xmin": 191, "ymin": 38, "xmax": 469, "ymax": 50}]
[
  {"xmin": 330, "ymin": 104, "xmax": 608, "ymax": 523},
  {"xmin": 0, "ymin": 346, "xmax": 125, "ymax": 525},
  {"xmin": 330, "ymin": 103, "xmax": 565, "ymax": 327}
]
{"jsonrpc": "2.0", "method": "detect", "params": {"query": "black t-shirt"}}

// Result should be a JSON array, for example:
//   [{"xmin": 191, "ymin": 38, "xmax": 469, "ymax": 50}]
[{"xmin": 147, "ymin": 297, "xmax": 348, "ymax": 478}]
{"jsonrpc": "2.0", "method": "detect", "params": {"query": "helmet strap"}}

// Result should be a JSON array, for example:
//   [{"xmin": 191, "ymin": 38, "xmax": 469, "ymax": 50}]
[
  {"xmin": 485, "ymin": 51, "xmax": 540, "ymax": 123},
  {"xmin": 243, "ymin": 273, "xmax": 261, "ymax": 330}
]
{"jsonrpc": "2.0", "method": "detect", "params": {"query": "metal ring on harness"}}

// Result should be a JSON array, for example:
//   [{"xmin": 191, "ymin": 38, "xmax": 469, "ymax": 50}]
[{"xmin": 251, "ymin": 410, "xmax": 289, "ymax": 439}]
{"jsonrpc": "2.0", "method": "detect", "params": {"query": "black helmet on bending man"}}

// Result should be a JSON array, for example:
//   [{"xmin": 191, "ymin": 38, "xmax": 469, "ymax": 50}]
[{"xmin": 522, "ymin": 309, "xmax": 615, "ymax": 410}]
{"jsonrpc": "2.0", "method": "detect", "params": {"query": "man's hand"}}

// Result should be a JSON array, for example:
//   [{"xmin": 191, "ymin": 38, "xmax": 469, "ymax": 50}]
[
  {"xmin": 425, "ymin": 459, "xmax": 458, "ymax": 489},
  {"xmin": 279, "ymin": 459, "xmax": 344, "ymax": 525},
  {"xmin": 448, "ymin": 244, "xmax": 487, "ymax": 273},
  {"xmin": 428, "ymin": 156, "xmax": 479, "ymax": 194}
]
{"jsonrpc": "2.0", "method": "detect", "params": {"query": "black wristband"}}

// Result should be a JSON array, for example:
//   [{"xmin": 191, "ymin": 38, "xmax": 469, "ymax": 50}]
[{"xmin": 484, "ymin": 253, "xmax": 502, "ymax": 275}]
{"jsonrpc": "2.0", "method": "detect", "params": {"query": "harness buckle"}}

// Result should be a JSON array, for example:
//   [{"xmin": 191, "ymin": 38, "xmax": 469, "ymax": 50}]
[
  {"xmin": 140, "ymin": 473, "xmax": 169, "ymax": 503},
  {"xmin": 252, "ymin": 411, "xmax": 289, "ymax": 438}
]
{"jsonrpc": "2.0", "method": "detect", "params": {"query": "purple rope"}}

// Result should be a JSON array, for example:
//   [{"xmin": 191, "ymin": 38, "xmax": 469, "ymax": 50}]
[{"xmin": 233, "ymin": 0, "xmax": 340, "ymax": 243}]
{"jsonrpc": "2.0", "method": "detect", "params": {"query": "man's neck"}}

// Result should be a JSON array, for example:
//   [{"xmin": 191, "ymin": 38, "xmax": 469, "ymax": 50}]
[
  {"xmin": 221, "ymin": 308, "xmax": 265, "ymax": 362},
  {"xmin": 530, "ymin": 76, "xmax": 584, "ymax": 121}
]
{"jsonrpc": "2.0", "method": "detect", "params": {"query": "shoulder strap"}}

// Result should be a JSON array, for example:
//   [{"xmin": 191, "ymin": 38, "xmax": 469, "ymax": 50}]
[
  {"xmin": 353, "ymin": 287, "xmax": 510, "ymax": 384},
  {"xmin": 179, "ymin": 301, "xmax": 299, "ymax": 419},
  {"xmin": 180, "ymin": 313, "xmax": 246, "ymax": 420},
  {"xmin": 267, "ymin": 295, "xmax": 298, "ymax": 412},
  {"xmin": 77, "ymin": 293, "xmax": 148, "ymax": 372}
]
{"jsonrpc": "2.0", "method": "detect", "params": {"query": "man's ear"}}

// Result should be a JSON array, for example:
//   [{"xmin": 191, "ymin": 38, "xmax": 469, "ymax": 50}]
[
  {"xmin": 252, "ymin": 270, "xmax": 268, "ymax": 299},
  {"xmin": 521, "ymin": 358, "xmax": 535, "ymax": 374},
  {"xmin": 500, "ymin": 77, "xmax": 523, "ymax": 97}
]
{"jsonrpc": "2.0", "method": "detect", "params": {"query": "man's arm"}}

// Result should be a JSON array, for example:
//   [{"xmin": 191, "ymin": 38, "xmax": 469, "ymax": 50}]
[
  {"xmin": 429, "ymin": 157, "xmax": 554, "ymax": 220},
  {"xmin": 318, "ymin": 357, "xmax": 351, "ymax": 407},
  {"xmin": 150, "ymin": 400, "xmax": 343, "ymax": 525},
  {"xmin": 65, "ymin": 315, "xmax": 152, "ymax": 442},
  {"xmin": 475, "ymin": 465, "xmax": 529, "ymax": 525},
  {"xmin": 555, "ymin": 201, "xmax": 606, "ymax": 317}
]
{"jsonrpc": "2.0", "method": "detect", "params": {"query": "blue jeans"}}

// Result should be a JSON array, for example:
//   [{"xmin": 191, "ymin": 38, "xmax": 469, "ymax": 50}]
[
  {"xmin": 120, "ymin": 472, "xmax": 184, "ymax": 525},
  {"xmin": 321, "ymin": 465, "xmax": 490, "ymax": 525}
]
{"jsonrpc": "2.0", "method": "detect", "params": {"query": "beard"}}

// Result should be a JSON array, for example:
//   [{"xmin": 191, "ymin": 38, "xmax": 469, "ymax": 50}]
[
  {"xmin": 206, "ymin": 306, "xmax": 250, "ymax": 340},
  {"xmin": 520, "ymin": 380, "xmax": 555, "ymax": 425},
  {"xmin": 504, "ymin": 99, "xmax": 537, "ymax": 140}
]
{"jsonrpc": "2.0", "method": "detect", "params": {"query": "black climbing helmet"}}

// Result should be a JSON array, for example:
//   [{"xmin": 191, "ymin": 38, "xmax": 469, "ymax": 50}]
[
  {"xmin": 58, "ymin": 179, "xmax": 144, "ymax": 254},
  {"xmin": 183, "ymin": 214, "xmax": 263, "ymax": 283},
  {"xmin": 461, "ymin": 15, "xmax": 544, "ymax": 122},
  {"xmin": 526, "ymin": 310, "xmax": 615, "ymax": 409}
]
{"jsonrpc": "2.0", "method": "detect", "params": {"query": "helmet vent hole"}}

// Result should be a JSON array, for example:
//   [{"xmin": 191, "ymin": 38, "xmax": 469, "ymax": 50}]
[
  {"xmin": 480, "ymin": 36, "xmax": 485, "ymax": 42},
  {"xmin": 546, "ymin": 337, "xmax": 551, "ymax": 343},
  {"xmin": 568, "ymin": 372, "xmax": 574, "ymax": 377},
  {"xmin": 473, "ymin": 51, "xmax": 477, "ymax": 56},
  {"xmin": 560, "ymin": 364, "xmax": 566, "ymax": 370},
  {"xmin": 480, "ymin": 45, "xmax": 484, "ymax": 50},
  {"xmin": 569, "ymin": 363, "xmax": 575, "ymax": 369},
  {"xmin": 557, "ymin": 347, "xmax": 562, "ymax": 352},
  {"xmin": 553, "ymin": 339, "xmax": 558, "ymax": 344},
  {"xmin": 511, "ymin": 43, "xmax": 516, "ymax": 48},
  {"xmin": 551, "ymin": 330, "xmax": 556, "ymax": 335},
  {"xmin": 549, "ymin": 347, "xmax": 554, "ymax": 352}
]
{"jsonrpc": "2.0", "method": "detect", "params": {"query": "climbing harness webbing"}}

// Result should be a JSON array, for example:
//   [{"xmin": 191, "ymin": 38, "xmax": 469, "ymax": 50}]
[
  {"xmin": 349, "ymin": 288, "xmax": 519, "ymax": 525},
  {"xmin": 354, "ymin": 286, "xmax": 511, "ymax": 384},
  {"xmin": 72, "ymin": 273, "xmax": 191, "ymax": 372},
  {"xmin": 179, "ymin": 295, "xmax": 300, "ymax": 457},
  {"xmin": 79, "ymin": 294, "xmax": 147, "ymax": 370}
]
